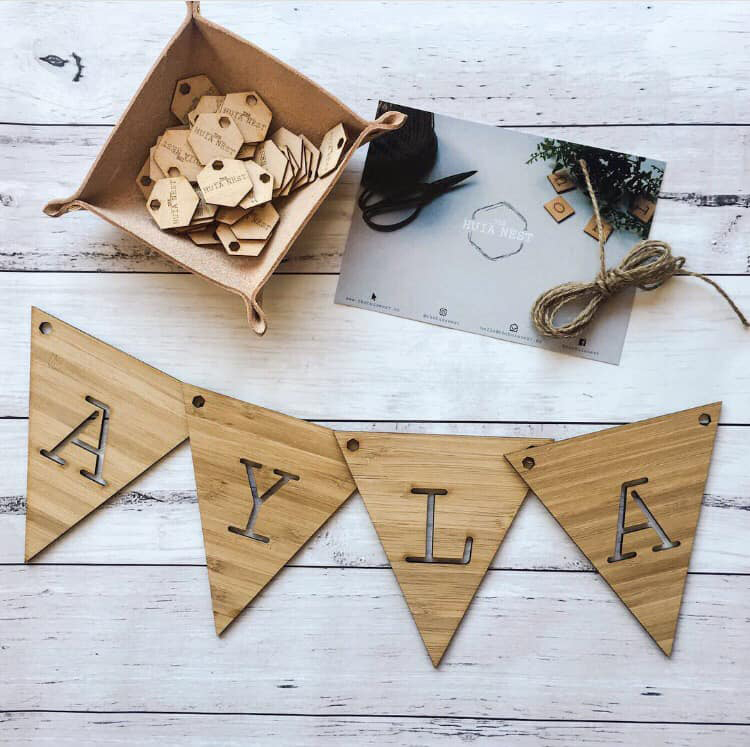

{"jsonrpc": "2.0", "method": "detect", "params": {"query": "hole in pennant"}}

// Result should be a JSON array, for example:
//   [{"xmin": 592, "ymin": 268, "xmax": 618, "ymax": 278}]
[
  {"xmin": 212, "ymin": 160, "xmax": 224, "ymax": 171},
  {"xmin": 192, "ymin": 395, "xmax": 205, "ymax": 408},
  {"xmin": 167, "ymin": 167, "xmax": 180, "ymax": 178},
  {"xmin": 229, "ymin": 241, "xmax": 240, "ymax": 252},
  {"xmin": 179, "ymin": 82, "xmax": 191, "ymax": 95},
  {"xmin": 522, "ymin": 456, "xmax": 535, "ymax": 469},
  {"xmin": 140, "ymin": 175, "xmax": 152, "ymax": 187},
  {"xmin": 337, "ymin": 137, "xmax": 344, "ymax": 149},
  {"xmin": 219, "ymin": 116, "xmax": 231, "ymax": 129},
  {"xmin": 246, "ymin": 93, "xmax": 258, "ymax": 107},
  {"xmin": 260, "ymin": 173, "xmax": 271, "ymax": 183},
  {"xmin": 149, "ymin": 199, "xmax": 161, "ymax": 211},
  {"xmin": 346, "ymin": 438, "xmax": 359, "ymax": 452},
  {"xmin": 699, "ymin": 413, "xmax": 711, "ymax": 426},
  {"xmin": 39, "ymin": 321, "xmax": 53, "ymax": 335}
]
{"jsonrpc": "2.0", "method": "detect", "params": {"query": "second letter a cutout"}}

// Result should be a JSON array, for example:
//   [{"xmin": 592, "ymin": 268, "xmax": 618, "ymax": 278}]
[
  {"xmin": 336, "ymin": 433, "xmax": 549, "ymax": 666},
  {"xmin": 183, "ymin": 385, "xmax": 356, "ymax": 635},
  {"xmin": 505, "ymin": 403, "xmax": 721, "ymax": 656}
]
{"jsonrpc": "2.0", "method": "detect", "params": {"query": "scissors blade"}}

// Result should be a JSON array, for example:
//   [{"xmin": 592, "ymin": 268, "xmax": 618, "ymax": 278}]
[{"xmin": 429, "ymin": 170, "xmax": 477, "ymax": 191}]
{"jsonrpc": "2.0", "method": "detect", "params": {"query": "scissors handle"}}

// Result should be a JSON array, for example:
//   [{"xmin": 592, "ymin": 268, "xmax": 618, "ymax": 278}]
[
  {"xmin": 360, "ymin": 191, "xmax": 425, "ymax": 232},
  {"xmin": 359, "ymin": 170, "xmax": 476, "ymax": 233}
]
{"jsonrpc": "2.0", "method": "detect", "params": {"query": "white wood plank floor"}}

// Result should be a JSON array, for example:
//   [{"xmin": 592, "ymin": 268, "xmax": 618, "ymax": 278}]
[{"xmin": 1, "ymin": 2, "xmax": 749, "ymax": 745}]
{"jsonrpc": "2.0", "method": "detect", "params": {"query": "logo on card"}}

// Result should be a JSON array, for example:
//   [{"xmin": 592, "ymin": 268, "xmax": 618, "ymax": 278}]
[{"xmin": 465, "ymin": 201, "xmax": 534, "ymax": 261}]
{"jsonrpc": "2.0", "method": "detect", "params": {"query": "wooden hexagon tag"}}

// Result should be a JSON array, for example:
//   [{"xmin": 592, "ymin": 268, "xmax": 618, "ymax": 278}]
[
  {"xmin": 252, "ymin": 140, "xmax": 288, "ymax": 190},
  {"xmin": 237, "ymin": 142, "xmax": 257, "ymax": 159},
  {"xmin": 232, "ymin": 203, "xmax": 279, "ymax": 241},
  {"xmin": 505, "ymin": 403, "xmax": 721, "ymax": 656},
  {"xmin": 147, "ymin": 177, "xmax": 199, "ymax": 229},
  {"xmin": 220, "ymin": 91, "xmax": 272, "ymax": 144},
  {"xmin": 300, "ymin": 134, "xmax": 320, "ymax": 184},
  {"xmin": 149, "ymin": 144, "xmax": 165, "ymax": 181},
  {"xmin": 239, "ymin": 160, "xmax": 274, "ymax": 209},
  {"xmin": 270, "ymin": 128, "xmax": 304, "ymax": 178},
  {"xmin": 336, "ymin": 432, "xmax": 549, "ymax": 666},
  {"xmin": 188, "ymin": 113, "xmax": 243, "ymax": 165},
  {"xmin": 25, "ymin": 309, "xmax": 188, "ymax": 560},
  {"xmin": 135, "ymin": 156, "xmax": 155, "ymax": 198},
  {"xmin": 215, "ymin": 224, "xmax": 266, "ymax": 257},
  {"xmin": 188, "ymin": 94, "xmax": 225, "ymax": 126},
  {"xmin": 318, "ymin": 123, "xmax": 347, "ymax": 177},
  {"xmin": 171, "ymin": 75, "xmax": 220, "ymax": 124},
  {"xmin": 183, "ymin": 385, "xmax": 356, "ymax": 635},
  {"xmin": 154, "ymin": 129, "xmax": 202, "ymax": 182},
  {"xmin": 196, "ymin": 158, "xmax": 252, "ymax": 207}
]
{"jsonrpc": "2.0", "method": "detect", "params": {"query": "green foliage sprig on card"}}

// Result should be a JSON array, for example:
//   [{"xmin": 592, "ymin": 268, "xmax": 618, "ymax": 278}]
[{"xmin": 527, "ymin": 139, "xmax": 663, "ymax": 238}]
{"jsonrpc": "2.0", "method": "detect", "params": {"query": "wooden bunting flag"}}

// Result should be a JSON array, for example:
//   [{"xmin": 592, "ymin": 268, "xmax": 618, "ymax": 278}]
[
  {"xmin": 183, "ymin": 385, "xmax": 356, "ymax": 635},
  {"xmin": 335, "ymin": 432, "xmax": 549, "ymax": 666},
  {"xmin": 25, "ymin": 308, "xmax": 188, "ymax": 560},
  {"xmin": 505, "ymin": 403, "xmax": 721, "ymax": 656},
  {"xmin": 21, "ymin": 309, "xmax": 730, "ymax": 659}
]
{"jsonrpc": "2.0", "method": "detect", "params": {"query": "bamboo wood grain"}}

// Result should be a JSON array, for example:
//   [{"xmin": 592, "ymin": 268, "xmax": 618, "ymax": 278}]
[
  {"xmin": 2, "ymin": 420, "xmax": 747, "ymax": 571},
  {"xmin": 505, "ymin": 403, "xmax": 721, "ymax": 656},
  {"xmin": 336, "ymin": 432, "xmax": 549, "ymax": 666},
  {"xmin": 183, "ymin": 384, "xmax": 356, "ymax": 634},
  {"xmin": 24, "ymin": 308, "xmax": 188, "ymax": 561}
]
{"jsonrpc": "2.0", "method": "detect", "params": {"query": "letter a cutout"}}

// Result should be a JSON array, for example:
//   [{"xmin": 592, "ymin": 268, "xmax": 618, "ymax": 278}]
[
  {"xmin": 25, "ymin": 309, "xmax": 188, "ymax": 560},
  {"xmin": 183, "ymin": 385, "xmax": 356, "ymax": 635},
  {"xmin": 505, "ymin": 403, "xmax": 721, "ymax": 656},
  {"xmin": 336, "ymin": 432, "xmax": 550, "ymax": 666}
]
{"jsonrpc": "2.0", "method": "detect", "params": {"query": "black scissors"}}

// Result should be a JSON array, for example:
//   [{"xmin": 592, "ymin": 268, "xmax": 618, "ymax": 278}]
[{"xmin": 358, "ymin": 170, "xmax": 477, "ymax": 232}]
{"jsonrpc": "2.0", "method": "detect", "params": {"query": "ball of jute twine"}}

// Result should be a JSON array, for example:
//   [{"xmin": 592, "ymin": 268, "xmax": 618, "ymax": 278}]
[{"xmin": 531, "ymin": 159, "xmax": 749, "ymax": 337}]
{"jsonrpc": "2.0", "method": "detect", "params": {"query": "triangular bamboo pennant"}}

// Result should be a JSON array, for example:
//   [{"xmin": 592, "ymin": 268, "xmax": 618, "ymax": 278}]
[
  {"xmin": 335, "ymin": 432, "xmax": 550, "ymax": 666},
  {"xmin": 505, "ymin": 403, "xmax": 721, "ymax": 656},
  {"xmin": 25, "ymin": 308, "xmax": 188, "ymax": 560},
  {"xmin": 183, "ymin": 385, "xmax": 356, "ymax": 635}
]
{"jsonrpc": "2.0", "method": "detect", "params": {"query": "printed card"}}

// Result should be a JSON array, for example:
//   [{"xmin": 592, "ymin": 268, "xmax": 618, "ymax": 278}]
[{"xmin": 336, "ymin": 103, "xmax": 666, "ymax": 364}]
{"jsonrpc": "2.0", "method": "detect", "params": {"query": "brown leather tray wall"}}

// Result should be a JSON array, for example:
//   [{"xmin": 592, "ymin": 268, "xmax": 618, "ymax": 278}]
[{"xmin": 44, "ymin": 1, "xmax": 405, "ymax": 334}]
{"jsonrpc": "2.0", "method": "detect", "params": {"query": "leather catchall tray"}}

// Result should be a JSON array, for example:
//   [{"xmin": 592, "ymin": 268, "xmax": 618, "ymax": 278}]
[{"xmin": 44, "ymin": 1, "xmax": 404, "ymax": 334}]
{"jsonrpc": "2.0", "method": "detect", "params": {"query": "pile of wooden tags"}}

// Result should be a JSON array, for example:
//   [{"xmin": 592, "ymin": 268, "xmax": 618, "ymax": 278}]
[{"xmin": 136, "ymin": 74, "xmax": 349, "ymax": 257}]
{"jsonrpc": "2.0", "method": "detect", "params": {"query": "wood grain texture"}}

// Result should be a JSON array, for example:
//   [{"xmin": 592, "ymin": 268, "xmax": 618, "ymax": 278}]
[
  {"xmin": 6, "ymin": 2, "xmax": 750, "ymax": 126},
  {"xmin": 24, "ymin": 308, "xmax": 187, "ymax": 560},
  {"xmin": 3, "ymin": 1, "xmax": 750, "ymax": 742},
  {"xmin": 3, "ymin": 712, "xmax": 749, "ymax": 746},
  {"xmin": 2, "ymin": 124, "xmax": 749, "ymax": 274},
  {"xmin": 2, "ymin": 274, "xmax": 749, "ymax": 422},
  {"xmin": 1, "ymin": 565, "xmax": 748, "ymax": 721},
  {"xmin": 506, "ymin": 403, "xmax": 721, "ymax": 656},
  {"xmin": 337, "ymin": 432, "xmax": 548, "ymax": 665},
  {"xmin": 1, "ymin": 421, "xmax": 748, "ymax": 573},
  {"xmin": 184, "ymin": 384, "xmax": 356, "ymax": 634}
]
